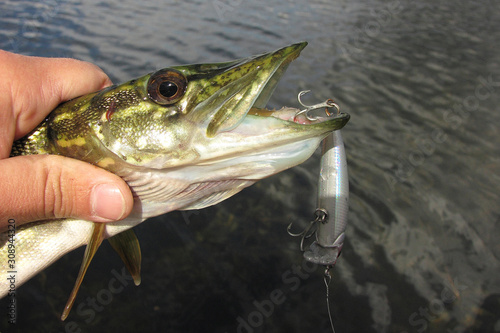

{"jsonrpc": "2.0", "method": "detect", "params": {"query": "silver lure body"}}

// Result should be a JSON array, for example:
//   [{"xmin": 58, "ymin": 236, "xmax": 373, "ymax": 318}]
[{"xmin": 304, "ymin": 130, "xmax": 349, "ymax": 266}]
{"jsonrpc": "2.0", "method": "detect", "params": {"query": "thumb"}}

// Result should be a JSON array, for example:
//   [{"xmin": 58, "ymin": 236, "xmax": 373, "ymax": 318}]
[{"xmin": 0, "ymin": 155, "xmax": 133, "ymax": 228}]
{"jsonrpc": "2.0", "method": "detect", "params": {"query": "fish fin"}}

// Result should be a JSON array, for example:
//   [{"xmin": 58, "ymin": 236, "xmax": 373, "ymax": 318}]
[
  {"xmin": 107, "ymin": 229, "xmax": 142, "ymax": 286},
  {"xmin": 61, "ymin": 222, "xmax": 105, "ymax": 321}
]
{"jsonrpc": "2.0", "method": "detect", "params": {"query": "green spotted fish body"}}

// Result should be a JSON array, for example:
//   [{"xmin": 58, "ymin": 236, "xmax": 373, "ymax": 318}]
[{"xmin": 1, "ymin": 43, "xmax": 349, "ymax": 319}]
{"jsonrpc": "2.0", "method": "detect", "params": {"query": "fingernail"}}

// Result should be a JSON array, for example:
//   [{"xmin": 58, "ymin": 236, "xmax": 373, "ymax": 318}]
[{"xmin": 91, "ymin": 184, "xmax": 127, "ymax": 221}]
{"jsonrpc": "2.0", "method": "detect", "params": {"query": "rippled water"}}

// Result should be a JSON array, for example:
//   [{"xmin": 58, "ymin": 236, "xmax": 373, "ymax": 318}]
[{"xmin": 1, "ymin": 0, "xmax": 499, "ymax": 332}]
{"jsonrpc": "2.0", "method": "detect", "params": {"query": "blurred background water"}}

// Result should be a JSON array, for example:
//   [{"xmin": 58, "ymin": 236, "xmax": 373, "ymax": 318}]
[{"xmin": 1, "ymin": 0, "xmax": 499, "ymax": 332}]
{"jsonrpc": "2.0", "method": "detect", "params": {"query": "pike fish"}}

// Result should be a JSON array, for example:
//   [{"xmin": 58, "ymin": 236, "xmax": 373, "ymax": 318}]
[{"xmin": 0, "ymin": 42, "xmax": 349, "ymax": 319}]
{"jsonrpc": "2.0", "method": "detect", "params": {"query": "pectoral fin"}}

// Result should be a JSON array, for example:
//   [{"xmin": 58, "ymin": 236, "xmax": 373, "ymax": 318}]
[
  {"xmin": 61, "ymin": 222, "xmax": 105, "ymax": 321},
  {"xmin": 108, "ymin": 229, "xmax": 142, "ymax": 286}
]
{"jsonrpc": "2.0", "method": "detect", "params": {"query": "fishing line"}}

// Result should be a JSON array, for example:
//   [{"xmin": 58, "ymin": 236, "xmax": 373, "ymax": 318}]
[{"xmin": 324, "ymin": 266, "xmax": 336, "ymax": 333}]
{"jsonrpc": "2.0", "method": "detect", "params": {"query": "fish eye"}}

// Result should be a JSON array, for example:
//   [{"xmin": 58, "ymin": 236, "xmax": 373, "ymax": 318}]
[{"xmin": 147, "ymin": 69, "xmax": 187, "ymax": 105}]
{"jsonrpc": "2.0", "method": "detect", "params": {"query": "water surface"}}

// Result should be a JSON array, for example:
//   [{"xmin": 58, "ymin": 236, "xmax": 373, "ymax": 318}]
[{"xmin": 1, "ymin": 0, "xmax": 499, "ymax": 332}]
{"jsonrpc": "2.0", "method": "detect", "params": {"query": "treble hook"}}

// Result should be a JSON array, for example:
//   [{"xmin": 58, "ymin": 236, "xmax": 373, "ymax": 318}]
[
  {"xmin": 294, "ymin": 90, "xmax": 340, "ymax": 121},
  {"xmin": 287, "ymin": 220, "xmax": 316, "ymax": 252},
  {"xmin": 287, "ymin": 208, "xmax": 328, "ymax": 251}
]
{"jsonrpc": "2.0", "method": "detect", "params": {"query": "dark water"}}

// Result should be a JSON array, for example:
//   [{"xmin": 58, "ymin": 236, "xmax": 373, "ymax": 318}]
[{"xmin": 1, "ymin": 0, "xmax": 499, "ymax": 332}]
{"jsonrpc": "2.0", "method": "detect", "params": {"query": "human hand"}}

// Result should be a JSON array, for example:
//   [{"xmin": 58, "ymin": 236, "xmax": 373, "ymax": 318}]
[{"xmin": 0, "ymin": 50, "xmax": 133, "ymax": 230}]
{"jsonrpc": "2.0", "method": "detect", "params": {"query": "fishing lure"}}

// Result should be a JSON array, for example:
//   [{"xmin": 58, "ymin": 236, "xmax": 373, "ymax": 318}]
[
  {"xmin": 288, "ymin": 91, "xmax": 348, "ymax": 267},
  {"xmin": 288, "ymin": 91, "xmax": 349, "ymax": 332}
]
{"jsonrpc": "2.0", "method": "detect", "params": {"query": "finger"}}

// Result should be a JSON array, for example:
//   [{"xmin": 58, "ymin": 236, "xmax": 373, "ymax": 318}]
[
  {"xmin": 0, "ymin": 50, "xmax": 113, "ymax": 157},
  {"xmin": 0, "ymin": 155, "xmax": 133, "ymax": 228},
  {"xmin": 13, "ymin": 54, "xmax": 113, "ymax": 138}
]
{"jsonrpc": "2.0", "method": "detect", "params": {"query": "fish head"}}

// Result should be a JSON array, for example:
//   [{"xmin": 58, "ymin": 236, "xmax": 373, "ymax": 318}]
[
  {"xmin": 48, "ymin": 42, "xmax": 349, "ymax": 215},
  {"xmin": 81, "ymin": 42, "xmax": 348, "ymax": 168}
]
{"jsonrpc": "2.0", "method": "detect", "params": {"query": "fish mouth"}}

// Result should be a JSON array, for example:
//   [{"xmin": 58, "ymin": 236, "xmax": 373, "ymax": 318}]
[
  {"xmin": 184, "ymin": 42, "xmax": 350, "ymax": 137},
  {"xmin": 177, "ymin": 43, "xmax": 350, "ymax": 173},
  {"xmin": 242, "ymin": 43, "xmax": 349, "ymax": 129}
]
